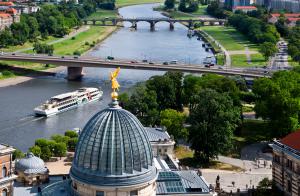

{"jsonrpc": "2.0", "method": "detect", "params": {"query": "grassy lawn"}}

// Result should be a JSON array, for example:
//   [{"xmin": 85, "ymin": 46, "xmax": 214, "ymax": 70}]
[
  {"xmin": 116, "ymin": 0, "xmax": 163, "ymax": 7},
  {"xmin": 160, "ymin": 5, "xmax": 207, "ymax": 19},
  {"xmin": 175, "ymin": 145, "xmax": 243, "ymax": 171},
  {"xmin": 231, "ymin": 54, "xmax": 248, "ymax": 67},
  {"xmin": 250, "ymin": 53, "xmax": 267, "ymax": 67},
  {"xmin": 288, "ymin": 56, "xmax": 299, "ymax": 66},
  {"xmin": 52, "ymin": 26, "xmax": 116, "ymax": 55},
  {"xmin": 231, "ymin": 54, "xmax": 266, "ymax": 67},
  {"xmin": 0, "ymin": 26, "xmax": 117, "ymax": 77},
  {"xmin": 1, "ymin": 36, "xmax": 59, "ymax": 53},
  {"xmin": 200, "ymin": 26, "xmax": 259, "ymax": 51},
  {"xmin": 85, "ymin": 9, "xmax": 118, "ymax": 20},
  {"xmin": 216, "ymin": 53, "xmax": 225, "ymax": 65}
]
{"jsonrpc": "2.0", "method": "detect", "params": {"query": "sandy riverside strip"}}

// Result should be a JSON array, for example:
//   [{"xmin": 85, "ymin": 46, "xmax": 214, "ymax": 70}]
[{"xmin": 0, "ymin": 26, "xmax": 119, "ymax": 88}]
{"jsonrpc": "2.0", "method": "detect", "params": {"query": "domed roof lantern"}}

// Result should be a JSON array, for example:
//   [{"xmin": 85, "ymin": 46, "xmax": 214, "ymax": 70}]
[{"xmin": 70, "ymin": 68, "xmax": 157, "ymax": 187}]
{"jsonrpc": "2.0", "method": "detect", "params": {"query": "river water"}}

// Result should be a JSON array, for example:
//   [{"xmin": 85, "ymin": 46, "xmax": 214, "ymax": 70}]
[{"xmin": 0, "ymin": 4, "xmax": 213, "ymax": 151}]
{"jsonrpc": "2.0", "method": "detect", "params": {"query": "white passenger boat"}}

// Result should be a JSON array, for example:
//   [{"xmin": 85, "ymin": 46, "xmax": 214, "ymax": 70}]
[{"xmin": 34, "ymin": 87, "xmax": 103, "ymax": 117}]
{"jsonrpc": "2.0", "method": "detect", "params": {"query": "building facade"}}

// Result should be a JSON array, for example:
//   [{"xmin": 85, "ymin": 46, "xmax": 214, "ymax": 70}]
[
  {"xmin": 146, "ymin": 127, "xmax": 175, "ymax": 158},
  {"xmin": 256, "ymin": 0, "xmax": 300, "ymax": 13},
  {"xmin": 0, "ymin": 144, "xmax": 16, "ymax": 196},
  {"xmin": 271, "ymin": 130, "xmax": 300, "ymax": 196}
]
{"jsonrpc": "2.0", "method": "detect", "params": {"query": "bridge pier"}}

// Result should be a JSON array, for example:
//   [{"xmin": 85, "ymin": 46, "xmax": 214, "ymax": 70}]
[
  {"xmin": 188, "ymin": 20, "xmax": 194, "ymax": 29},
  {"xmin": 67, "ymin": 67, "xmax": 83, "ymax": 81},
  {"xmin": 92, "ymin": 20, "xmax": 96, "ymax": 25},
  {"xmin": 84, "ymin": 20, "xmax": 87, "ymax": 25},
  {"xmin": 150, "ymin": 21, "xmax": 155, "ymax": 31},
  {"xmin": 131, "ymin": 21, "xmax": 137, "ymax": 29},
  {"xmin": 169, "ymin": 22, "xmax": 174, "ymax": 30},
  {"xmin": 112, "ymin": 19, "xmax": 117, "ymax": 26},
  {"xmin": 102, "ymin": 20, "xmax": 105, "ymax": 25}
]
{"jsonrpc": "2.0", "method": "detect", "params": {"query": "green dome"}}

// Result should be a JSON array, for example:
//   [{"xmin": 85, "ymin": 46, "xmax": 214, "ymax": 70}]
[{"xmin": 70, "ymin": 105, "xmax": 157, "ymax": 186}]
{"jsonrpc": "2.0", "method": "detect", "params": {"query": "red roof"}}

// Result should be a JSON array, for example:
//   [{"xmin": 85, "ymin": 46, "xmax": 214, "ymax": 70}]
[
  {"xmin": 280, "ymin": 130, "xmax": 300, "ymax": 151},
  {"xmin": 234, "ymin": 6, "xmax": 257, "ymax": 9},
  {"xmin": 271, "ymin": 13, "xmax": 300, "ymax": 18},
  {"xmin": 287, "ymin": 17, "xmax": 300, "ymax": 22},
  {"xmin": 0, "ymin": 13, "xmax": 11, "ymax": 18},
  {"xmin": 0, "ymin": 2, "xmax": 14, "ymax": 6},
  {"xmin": 6, "ymin": 8, "xmax": 17, "ymax": 15}
]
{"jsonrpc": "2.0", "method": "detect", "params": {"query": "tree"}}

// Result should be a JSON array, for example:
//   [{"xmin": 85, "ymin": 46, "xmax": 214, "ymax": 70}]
[
  {"xmin": 119, "ymin": 85, "xmax": 159, "ymax": 126},
  {"xmin": 65, "ymin": 130, "xmax": 78, "ymax": 138},
  {"xmin": 188, "ymin": 89, "xmax": 240, "ymax": 164},
  {"xmin": 12, "ymin": 149, "xmax": 24, "ymax": 160},
  {"xmin": 256, "ymin": 178, "xmax": 272, "ymax": 195},
  {"xmin": 53, "ymin": 142, "xmax": 67, "ymax": 157},
  {"xmin": 51, "ymin": 134, "xmax": 70, "ymax": 144},
  {"xmin": 178, "ymin": 0, "xmax": 186, "ymax": 12},
  {"xmin": 259, "ymin": 42, "xmax": 278, "ymax": 60},
  {"xmin": 160, "ymin": 109, "xmax": 188, "ymax": 141},
  {"xmin": 164, "ymin": 0, "xmax": 175, "ymax": 9},
  {"xmin": 253, "ymin": 71, "xmax": 300, "ymax": 137},
  {"xmin": 68, "ymin": 137, "xmax": 78, "ymax": 151},
  {"xmin": 29, "ymin": 145, "xmax": 42, "ymax": 157},
  {"xmin": 146, "ymin": 71, "xmax": 183, "ymax": 111}
]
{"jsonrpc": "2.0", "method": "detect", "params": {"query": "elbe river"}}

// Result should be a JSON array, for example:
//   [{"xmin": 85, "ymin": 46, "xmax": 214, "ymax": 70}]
[{"xmin": 0, "ymin": 4, "xmax": 213, "ymax": 151}]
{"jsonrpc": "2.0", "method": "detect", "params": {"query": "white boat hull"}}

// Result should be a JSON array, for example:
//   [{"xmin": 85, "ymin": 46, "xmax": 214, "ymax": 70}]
[{"xmin": 34, "ymin": 89, "xmax": 103, "ymax": 117}]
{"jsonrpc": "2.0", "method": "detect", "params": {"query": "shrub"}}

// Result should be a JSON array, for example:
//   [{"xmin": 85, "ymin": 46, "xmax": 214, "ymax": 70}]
[
  {"xmin": 71, "ymin": 36, "xmax": 76, "ymax": 40},
  {"xmin": 73, "ymin": 50, "xmax": 81, "ymax": 56}
]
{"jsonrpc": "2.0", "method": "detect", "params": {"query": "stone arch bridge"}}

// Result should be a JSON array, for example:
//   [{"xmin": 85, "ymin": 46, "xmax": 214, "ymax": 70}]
[{"xmin": 83, "ymin": 17, "xmax": 226, "ymax": 30}]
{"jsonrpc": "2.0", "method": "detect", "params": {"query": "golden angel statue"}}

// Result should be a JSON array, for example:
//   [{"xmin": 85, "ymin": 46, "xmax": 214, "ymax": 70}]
[{"xmin": 110, "ymin": 67, "xmax": 120, "ymax": 91}]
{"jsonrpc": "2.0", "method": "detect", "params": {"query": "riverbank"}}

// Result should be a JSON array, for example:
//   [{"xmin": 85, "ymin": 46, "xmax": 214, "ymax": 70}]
[
  {"xmin": 116, "ymin": 0, "xmax": 163, "ymax": 8},
  {"xmin": 0, "ymin": 25, "xmax": 118, "ymax": 87},
  {"xmin": 0, "ymin": 66, "xmax": 64, "ymax": 88}
]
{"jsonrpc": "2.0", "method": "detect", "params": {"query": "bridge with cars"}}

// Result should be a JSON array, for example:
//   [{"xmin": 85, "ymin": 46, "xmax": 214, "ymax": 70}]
[
  {"xmin": 83, "ymin": 17, "xmax": 227, "ymax": 30},
  {"xmin": 0, "ymin": 53, "xmax": 270, "ymax": 80}
]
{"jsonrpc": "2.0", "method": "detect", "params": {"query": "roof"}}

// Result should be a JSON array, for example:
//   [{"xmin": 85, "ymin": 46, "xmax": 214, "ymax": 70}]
[
  {"xmin": 70, "ymin": 103, "xmax": 157, "ymax": 187},
  {"xmin": 6, "ymin": 8, "xmax": 17, "ymax": 14},
  {"xmin": 15, "ymin": 153, "xmax": 48, "ymax": 174},
  {"xmin": 271, "ymin": 13, "xmax": 300, "ymax": 18},
  {"xmin": 234, "ymin": 6, "xmax": 257, "ymax": 9},
  {"xmin": 280, "ymin": 130, "xmax": 300, "ymax": 151},
  {"xmin": 156, "ymin": 170, "xmax": 210, "ymax": 195},
  {"xmin": 0, "ymin": 2, "xmax": 14, "ymax": 6},
  {"xmin": 0, "ymin": 144, "xmax": 15, "ymax": 155},
  {"xmin": 287, "ymin": 17, "xmax": 300, "ymax": 22},
  {"xmin": 145, "ymin": 127, "xmax": 171, "ymax": 142},
  {"xmin": 0, "ymin": 13, "xmax": 11, "ymax": 18}
]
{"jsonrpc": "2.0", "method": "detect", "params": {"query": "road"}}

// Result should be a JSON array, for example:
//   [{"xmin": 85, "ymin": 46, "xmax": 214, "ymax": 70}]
[
  {"xmin": 0, "ymin": 53, "xmax": 272, "ymax": 78},
  {"xmin": 269, "ymin": 40, "xmax": 290, "ymax": 70}
]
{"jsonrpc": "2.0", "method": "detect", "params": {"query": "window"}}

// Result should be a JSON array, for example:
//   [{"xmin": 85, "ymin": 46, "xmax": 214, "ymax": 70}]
[
  {"xmin": 287, "ymin": 180, "xmax": 292, "ymax": 193},
  {"xmin": 130, "ymin": 190, "xmax": 138, "ymax": 196},
  {"xmin": 96, "ymin": 191, "xmax": 104, "ymax": 196},
  {"xmin": 286, "ymin": 159, "xmax": 293, "ymax": 170},
  {"xmin": 274, "ymin": 155, "xmax": 280, "ymax": 164},
  {"xmin": 164, "ymin": 149, "xmax": 168, "ymax": 153},
  {"xmin": 2, "ymin": 166, "xmax": 7, "ymax": 178}
]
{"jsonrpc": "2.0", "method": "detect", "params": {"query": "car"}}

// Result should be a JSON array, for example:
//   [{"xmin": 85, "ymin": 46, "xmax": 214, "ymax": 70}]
[
  {"xmin": 48, "ymin": 53, "xmax": 53, "ymax": 56},
  {"xmin": 12, "ymin": 53, "xmax": 15, "ymax": 55},
  {"xmin": 209, "ymin": 63, "xmax": 215, "ymax": 66},
  {"xmin": 149, "ymin": 62, "xmax": 154, "ymax": 64},
  {"xmin": 74, "ymin": 56, "xmax": 79, "ymax": 59},
  {"xmin": 163, "ymin": 62, "xmax": 169, "ymax": 65},
  {"xmin": 107, "ymin": 56, "xmax": 114, "ymax": 60},
  {"xmin": 170, "ymin": 60, "xmax": 177, "ymax": 64},
  {"xmin": 204, "ymin": 64, "xmax": 210, "ymax": 68},
  {"xmin": 218, "ymin": 66, "xmax": 223, "ymax": 69},
  {"xmin": 61, "ymin": 56, "xmax": 65, "ymax": 59},
  {"xmin": 130, "ymin": 60, "xmax": 138, "ymax": 63},
  {"xmin": 142, "ymin": 59, "xmax": 148, "ymax": 63}
]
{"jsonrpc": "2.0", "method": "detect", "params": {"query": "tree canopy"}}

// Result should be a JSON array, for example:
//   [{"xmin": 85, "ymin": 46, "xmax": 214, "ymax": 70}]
[
  {"xmin": 160, "ymin": 109, "xmax": 187, "ymax": 141},
  {"xmin": 188, "ymin": 89, "xmax": 240, "ymax": 163},
  {"xmin": 253, "ymin": 70, "xmax": 300, "ymax": 137}
]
